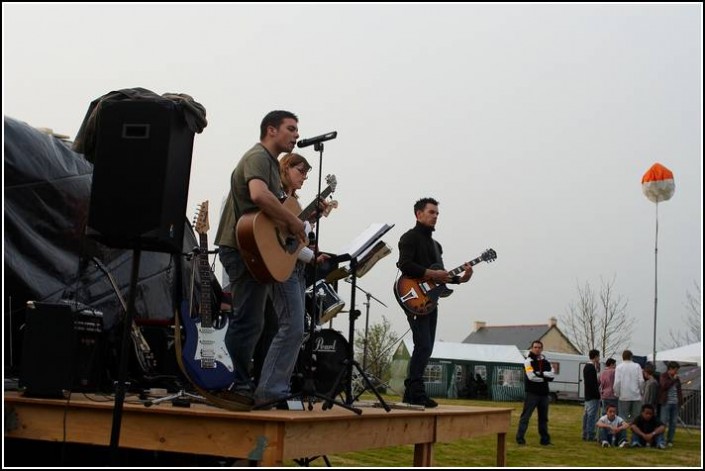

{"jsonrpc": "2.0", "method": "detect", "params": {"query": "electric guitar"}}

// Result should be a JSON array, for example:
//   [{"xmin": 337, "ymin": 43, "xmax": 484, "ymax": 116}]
[
  {"xmin": 180, "ymin": 201, "xmax": 234, "ymax": 390},
  {"xmin": 236, "ymin": 174, "xmax": 338, "ymax": 283},
  {"xmin": 92, "ymin": 256, "xmax": 156, "ymax": 375},
  {"xmin": 394, "ymin": 248, "xmax": 497, "ymax": 316}
]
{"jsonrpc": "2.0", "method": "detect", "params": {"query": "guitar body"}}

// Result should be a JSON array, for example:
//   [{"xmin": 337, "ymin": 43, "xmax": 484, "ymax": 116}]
[
  {"xmin": 235, "ymin": 175, "xmax": 338, "ymax": 283},
  {"xmin": 180, "ymin": 300, "xmax": 234, "ymax": 390},
  {"xmin": 179, "ymin": 201, "xmax": 235, "ymax": 391},
  {"xmin": 394, "ymin": 276, "xmax": 446, "ymax": 316},
  {"xmin": 394, "ymin": 248, "xmax": 497, "ymax": 316},
  {"xmin": 236, "ymin": 197, "xmax": 303, "ymax": 283}
]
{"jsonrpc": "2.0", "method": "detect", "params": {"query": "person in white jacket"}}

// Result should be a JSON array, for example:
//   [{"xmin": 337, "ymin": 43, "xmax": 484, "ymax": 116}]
[{"xmin": 613, "ymin": 349, "xmax": 644, "ymax": 423}]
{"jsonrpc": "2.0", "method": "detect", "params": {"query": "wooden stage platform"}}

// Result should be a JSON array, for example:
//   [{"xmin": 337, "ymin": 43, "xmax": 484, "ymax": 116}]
[{"xmin": 4, "ymin": 391, "xmax": 512, "ymax": 466}]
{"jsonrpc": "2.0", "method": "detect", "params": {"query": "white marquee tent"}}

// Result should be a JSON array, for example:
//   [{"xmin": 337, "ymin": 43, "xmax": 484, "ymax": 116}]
[{"xmin": 647, "ymin": 342, "xmax": 702, "ymax": 366}]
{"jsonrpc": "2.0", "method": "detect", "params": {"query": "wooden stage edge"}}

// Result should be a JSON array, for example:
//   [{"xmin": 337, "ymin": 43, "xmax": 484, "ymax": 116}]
[{"xmin": 4, "ymin": 391, "xmax": 512, "ymax": 466}]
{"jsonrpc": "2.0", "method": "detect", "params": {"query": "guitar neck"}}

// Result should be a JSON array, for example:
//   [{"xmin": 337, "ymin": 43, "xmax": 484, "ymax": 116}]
[
  {"xmin": 298, "ymin": 185, "xmax": 334, "ymax": 221},
  {"xmin": 198, "ymin": 233, "xmax": 213, "ymax": 327},
  {"xmin": 448, "ymin": 255, "xmax": 485, "ymax": 276}
]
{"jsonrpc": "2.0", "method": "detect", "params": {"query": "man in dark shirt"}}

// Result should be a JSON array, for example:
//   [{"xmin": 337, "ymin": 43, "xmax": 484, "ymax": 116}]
[
  {"xmin": 630, "ymin": 403, "xmax": 666, "ymax": 448},
  {"xmin": 582, "ymin": 349, "xmax": 601, "ymax": 441},
  {"xmin": 396, "ymin": 197, "xmax": 473, "ymax": 408}
]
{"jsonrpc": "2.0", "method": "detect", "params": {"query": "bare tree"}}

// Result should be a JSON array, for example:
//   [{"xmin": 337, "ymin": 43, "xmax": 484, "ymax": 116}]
[
  {"xmin": 560, "ymin": 276, "xmax": 633, "ymax": 358},
  {"xmin": 665, "ymin": 281, "xmax": 702, "ymax": 348},
  {"xmin": 354, "ymin": 315, "xmax": 400, "ymax": 385}
]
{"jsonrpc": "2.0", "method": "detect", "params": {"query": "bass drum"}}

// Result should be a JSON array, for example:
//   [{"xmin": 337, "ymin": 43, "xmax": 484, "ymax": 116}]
[{"xmin": 292, "ymin": 329, "xmax": 349, "ymax": 398}]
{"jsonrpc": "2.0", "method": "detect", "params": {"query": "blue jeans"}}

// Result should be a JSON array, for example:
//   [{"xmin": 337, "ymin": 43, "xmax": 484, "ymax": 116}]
[
  {"xmin": 220, "ymin": 246, "xmax": 272, "ymax": 391},
  {"xmin": 598, "ymin": 427, "xmax": 627, "ymax": 446},
  {"xmin": 255, "ymin": 263, "xmax": 307, "ymax": 404},
  {"xmin": 618, "ymin": 400, "xmax": 642, "ymax": 423},
  {"xmin": 516, "ymin": 392, "xmax": 551, "ymax": 444},
  {"xmin": 582, "ymin": 399, "xmax": 600, "ymax": 440},
  {"xmin": 631, "ymin": 431, "xmax": 665, "ymax": 448},
  {"xmin": 660, "ymin": 403, "xmax": 679, "ymax": 444}
]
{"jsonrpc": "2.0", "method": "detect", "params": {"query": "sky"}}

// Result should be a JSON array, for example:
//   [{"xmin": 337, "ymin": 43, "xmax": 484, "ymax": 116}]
[{"xmin": 3, "ymin": 3, "xmax": 702, "ymax": 358}]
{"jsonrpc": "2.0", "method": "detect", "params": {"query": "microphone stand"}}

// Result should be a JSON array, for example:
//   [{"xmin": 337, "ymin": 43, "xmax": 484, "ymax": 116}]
[
  {"xmin": 322, "ymin": 258, "xmax": 390, "ymax": 412},
  {"xmin": 346, "ymin": 281, "xmax": 387, "ymax": 372}
]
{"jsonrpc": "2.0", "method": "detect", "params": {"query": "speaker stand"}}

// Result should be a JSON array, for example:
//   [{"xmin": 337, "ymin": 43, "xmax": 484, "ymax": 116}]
[{"xmin": 109, "ymin": 248, "xmax": 141, "ymax": 465}]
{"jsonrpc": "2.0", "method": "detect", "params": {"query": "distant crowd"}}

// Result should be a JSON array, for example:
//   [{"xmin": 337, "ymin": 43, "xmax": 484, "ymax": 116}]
[{"xmin": 585, "ymin": 349, "xmax": 683, "ymax": 449}]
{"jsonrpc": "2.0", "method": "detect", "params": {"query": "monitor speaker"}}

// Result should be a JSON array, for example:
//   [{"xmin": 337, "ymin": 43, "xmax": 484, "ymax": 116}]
[{"xmin": 86, "ymin": 99, "xmax": 195, "ymax": 253}]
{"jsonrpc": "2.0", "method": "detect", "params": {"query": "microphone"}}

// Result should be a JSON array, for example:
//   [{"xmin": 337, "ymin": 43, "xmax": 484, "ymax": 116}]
[{"xmin": 297, "ymin": 131, "xmax": 338, "ymax": 148}]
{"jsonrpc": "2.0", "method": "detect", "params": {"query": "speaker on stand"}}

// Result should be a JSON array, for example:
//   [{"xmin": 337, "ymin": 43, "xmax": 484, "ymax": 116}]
[{"xmin": 85, "ymin": 98, "xmax": 196, "ymax": 465}]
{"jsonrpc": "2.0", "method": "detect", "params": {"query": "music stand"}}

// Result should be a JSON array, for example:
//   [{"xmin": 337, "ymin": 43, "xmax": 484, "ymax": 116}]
[
  {"xmin": 253, "ymin": 140, "xmax": 360, "ymax": 415},
  {"xmin": 322, "ymin": 223, "xmax": 394, "ymax": 411}
]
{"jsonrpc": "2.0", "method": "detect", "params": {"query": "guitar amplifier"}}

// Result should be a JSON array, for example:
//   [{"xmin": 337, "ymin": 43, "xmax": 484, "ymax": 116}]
[{"xmin": 20, "ymin": 300, "xmax": 105, "ymax": 397}]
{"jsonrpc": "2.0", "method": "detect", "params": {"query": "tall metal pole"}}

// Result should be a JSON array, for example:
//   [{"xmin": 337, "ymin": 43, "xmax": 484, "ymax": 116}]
[{"xmin": 652, "ymin": 203, "xmax": 659, "ymax": 364}]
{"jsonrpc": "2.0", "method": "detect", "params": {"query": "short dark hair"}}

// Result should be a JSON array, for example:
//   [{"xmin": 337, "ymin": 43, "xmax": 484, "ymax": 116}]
[
  {"xmin": 641, "ymin": 403, "xmax": 655, "ymax": 413},
  {"xmin": 414, "ymin": 197, "xmax": 439, "ymax": 214},
  {"xmin": 606, "ymin": 404, "xmax": 617, "ymax": 412},
  {"xmin": 530, "ymin": 340, "xmax": 543, "ymax": 349},
  {"xmin": 260, "ymin": 110, "xmax": 298, "ymax": 139},
  {"xmin": 605, "ymin": 358, "xmax": 616, "ymax": 367},
  {"xmin": 667, "ymin": 361, "xmax": 680, "ymax": 370},
  {"xmin": 622, "ymin": 350, "xmax": 633, "ymax": 360},
  {"xmin": 589, "ymin": 349, "xmax": 600, "ymax": 360}
]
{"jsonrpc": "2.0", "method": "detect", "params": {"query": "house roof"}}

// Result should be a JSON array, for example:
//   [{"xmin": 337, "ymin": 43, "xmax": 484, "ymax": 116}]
[
  {"xmin": 462, "ymin": 324, "xmax": 553, "ymax": 350},
  {"xmin": 402, "ymin": 338, "xmax": 525, "ymax": 364}
]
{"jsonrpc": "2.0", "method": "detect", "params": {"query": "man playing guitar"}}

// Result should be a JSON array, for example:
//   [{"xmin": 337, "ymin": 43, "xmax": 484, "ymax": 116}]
[{"xmin": 396, "ymin": 197, "xmax": 473, "ymax": 408}]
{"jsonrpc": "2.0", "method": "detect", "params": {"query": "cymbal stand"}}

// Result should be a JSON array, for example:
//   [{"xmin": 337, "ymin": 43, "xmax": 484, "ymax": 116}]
[
  {"xmin": 254, "ymin": 141, "xmax": 359, "ymax": 415},
  {"xmin": 323, "ymin": 258, "xmax": 390, "ymax": 411}
]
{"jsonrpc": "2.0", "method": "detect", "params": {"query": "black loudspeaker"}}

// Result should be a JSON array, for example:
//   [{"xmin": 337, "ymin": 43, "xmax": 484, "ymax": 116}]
[
  {"xmin": 19, "ymin": 301, "xmax": 104, "ymax": 397},
  {"xmin": 87, "ymin": 99, "xmax": 195, "ymax": 253}
]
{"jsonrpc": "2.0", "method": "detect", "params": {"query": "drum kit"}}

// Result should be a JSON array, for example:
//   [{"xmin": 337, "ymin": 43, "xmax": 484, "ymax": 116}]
[{"xmin": 294, "ymin": 270, "xmax": 350, "ymax": 399}]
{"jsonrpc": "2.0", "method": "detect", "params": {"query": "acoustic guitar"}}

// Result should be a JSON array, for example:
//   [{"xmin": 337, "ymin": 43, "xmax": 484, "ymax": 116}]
[
  {"xmin": 236, "ymin": 174, "xmax": 337, "ymax": 283},
  {"xmin": 394, "ymin": 248, "xmax": 497, "ymax": 316}
]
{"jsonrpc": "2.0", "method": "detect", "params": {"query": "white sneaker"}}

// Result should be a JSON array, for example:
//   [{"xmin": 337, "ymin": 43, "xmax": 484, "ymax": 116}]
[
  {"xmin": 601, "ymin": 441, "xmax": 610, "ymax": 448},
  {"xmin": 618, "ymin": 441, "xmax": 627, "ymax": 448},
  {"xmin": 657, "ymin": 443, "xmax": 666, "ymax": 449}
]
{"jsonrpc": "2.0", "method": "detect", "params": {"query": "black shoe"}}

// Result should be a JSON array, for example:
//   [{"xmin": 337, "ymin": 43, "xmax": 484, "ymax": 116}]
[
  {"xmin": 540, "ymin": 442, "xmax": 553, "ymax": 446},
  {"xmin": 423, "ymin": 397, "xmax": 438, "ymax": 408},
  {"xmin": 215, "ymin": 388, "xmax": 255, "ymax": 410},
  {"xmin": 516, "ymin": 439, "xmax": 526, "ymax": 445},
  {"xmin": 407, "ymin": 395, "xmax": 438, "ymax": 408}
]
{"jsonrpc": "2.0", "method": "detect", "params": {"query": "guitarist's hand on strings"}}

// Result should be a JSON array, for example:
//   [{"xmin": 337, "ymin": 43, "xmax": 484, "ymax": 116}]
[{"xmin": 458, "ymin": 263, "xmax": 474, "ymax": 283}]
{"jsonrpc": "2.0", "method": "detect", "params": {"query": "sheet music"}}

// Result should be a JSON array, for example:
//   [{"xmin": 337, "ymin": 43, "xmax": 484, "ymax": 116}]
[{"xmin": 338, "ymin": 222, "xmax": 394, "ymax": 259}]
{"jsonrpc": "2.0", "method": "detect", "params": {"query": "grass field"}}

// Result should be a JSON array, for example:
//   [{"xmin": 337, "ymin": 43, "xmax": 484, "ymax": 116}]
[{"xmin": 284, "ymin": 396, "xmax": 702, "ymax": 468}]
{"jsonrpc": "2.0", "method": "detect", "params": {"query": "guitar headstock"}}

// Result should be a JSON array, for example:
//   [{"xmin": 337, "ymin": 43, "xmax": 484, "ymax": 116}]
[
  {"xmin": 481, "ymin": 248, "xmax": 497, "ymax": 263},
  {"xmin": 193, "ymin": 201, "xmax": 209, "ymax": 235},
  {"xmin": 325, "ymin": 174, "xmax": 337, "ymax": 193}
]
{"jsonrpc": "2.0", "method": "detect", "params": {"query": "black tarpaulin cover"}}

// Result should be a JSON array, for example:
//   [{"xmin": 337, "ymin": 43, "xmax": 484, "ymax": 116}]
[{"xmin": 3, "ymin": 115, "xmax": 215, "ymax": 335}]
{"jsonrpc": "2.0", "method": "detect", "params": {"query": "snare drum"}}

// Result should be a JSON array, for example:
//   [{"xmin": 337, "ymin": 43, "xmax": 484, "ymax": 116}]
[{"xmin": 306, "ymin": 280, "xmax": 345, "ymax": 324}]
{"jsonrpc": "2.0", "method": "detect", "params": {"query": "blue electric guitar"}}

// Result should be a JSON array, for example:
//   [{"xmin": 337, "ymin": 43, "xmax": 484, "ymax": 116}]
[{"xmin": 180, "ymin": 201, "xmax": 234, "ymax": 390}]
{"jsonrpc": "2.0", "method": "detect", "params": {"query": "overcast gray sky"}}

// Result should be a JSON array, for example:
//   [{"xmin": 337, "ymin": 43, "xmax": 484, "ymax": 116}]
[{"xmin": 3, "ymin": 3, "xmax": 702, "ymax": 356}]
